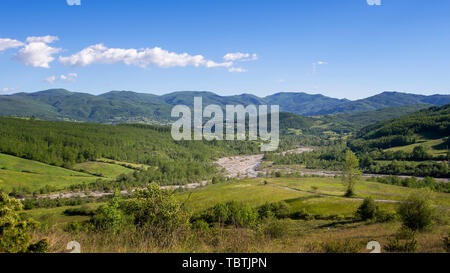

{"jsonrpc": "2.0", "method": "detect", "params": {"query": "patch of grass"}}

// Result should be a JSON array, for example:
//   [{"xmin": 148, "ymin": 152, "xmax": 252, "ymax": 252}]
[
  {"xmin": 175, "ymin": 180, "xmax": 306, "ymax": 213},
  {"xmin": 0, "ymin": 153, "xmax": 100, "ymax": 192},
  {"xmin": 385, "ymin": 137, "xmax": 447, "ymax": 157},
  {"xmin": 267, "ymin": 177, "xmax": 450, "ymax": 207},
  {"xmin": 73, "ymin": 161, "xmax": 135, "ymax": 178}
]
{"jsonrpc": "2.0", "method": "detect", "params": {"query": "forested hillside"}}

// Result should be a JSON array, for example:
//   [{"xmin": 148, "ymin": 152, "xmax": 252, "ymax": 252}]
[
  {"xmin": 1, "ymin": 89, "xmax": 448, "ymax": 123},
  {"xmin": 0, "ymin": 117, "xmax": 260, "ymax": 185},
  {"xmin": 350, "ymin": 104, "xmax": 450, "ymax": 152}
]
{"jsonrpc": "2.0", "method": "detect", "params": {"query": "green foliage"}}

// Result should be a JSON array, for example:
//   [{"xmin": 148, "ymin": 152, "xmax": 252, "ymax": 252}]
[
  {"xmin": 350, "ymin": 104, "xmax": 449, "ymax": 152},
  {"xmin": 341, "ymin": 150, "xmax": 361, "ymax": 197},
  {"xmin": 0, "ymin": 192, "xmax": 48, "ymax": 253},
  {"xmin": 443, "ymin": 233, "xmax": 450, "ymax": 253},
  {"xmin": 321, "ymin": 240, "xmax": 361, "ymax": 253},
  {"xmin": 64, "ymin": 221, "xmax": 83, "ymax": 235},
  {"xmin": 197, "ymin": 201, "xmax": 260, "ymax": 228},
  {"xmin": 258, "ymin": 201, "xmax": 290, "ymax": 219},
  {"xmin": 367, "ymin": 176, "xmax": 450, "ymax": 193},
  {"xmin": 121, "ymin": 183, "xmax": 190, "ymax": 246},
  {"xmin": 355, "ymin": 197, "xmax": 377, "ymax": 221},
  {"xmin": 0, "ymin": 117, "xmax": 260, "ymax": 190},
  {"xmin": 384, "ymin": 227, "xmax": 418, "ymax": 253},
  {"xmin": 91, "ymin": 190, "xmax": 123, "ymax": 234},
  {"xmin": 261, "ymin": 217, "xmax": 292, "ymax": 239},
  {"xmin": 355, "ymin": 197, "xmax": 395, "ymax": 223},
  {"xmin": 397, "ymin": 191, "xmax": 435, "ymax": 231}
]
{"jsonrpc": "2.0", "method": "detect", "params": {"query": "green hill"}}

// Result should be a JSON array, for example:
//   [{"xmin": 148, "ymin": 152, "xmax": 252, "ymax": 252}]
[
  {"xmin": 0, "ymin": 153, "xmax": 99, "ymax": 192},
  {"xmin": 349, "ymin": 104, "xmax": 450, "ymax": 154},
  {"xmin": 1, "ymin": 89, "xmax": 448, "ymax": 123}
]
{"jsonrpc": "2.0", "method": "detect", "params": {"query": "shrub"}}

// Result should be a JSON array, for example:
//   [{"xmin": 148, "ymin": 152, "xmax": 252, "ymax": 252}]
[
  {"xmin": 384, "ymin": 228, "xmax": 417, "ymax": 253},
  {"xmin": 258, "ymin": 201, "xmax": 290, "ymax": 219},
  {"xmin": 355, "ymin": 197, "xmax": 377, "ymax": 221},
  {"xmin": 322, "ymin": 240, "xmax": 361, "ymax": 253},
  {"xmin": 64, "ymin": 221, "xmax": 83, "ymax": 234},
  {"xmin": 0, "ymin": 192, "xmax": 49, "ymax": 253},
  {"xmin": 374, "ymin": 209, "xmax": 396, "ymax": 223},
  {"xmin": 91, "ymin": 190, "xmax": 123, "ymax": 234},
  {"xmin": 262, "ymin": 218, "xmax": 292, "ymax": 239},
  {"xmin": 397, "ymin": 191, "xmax": 435, "ymax": 231},
  {"xmin": 443, "ymin": 233, "xmax": 450, "ymax": 253},
  {"xmin": 64, "ymin": 206, "xmax": 94, "ymax": 216},
  {"xmin": 121, "ymin": 183, "xmax": 190, "ymax": 246}
]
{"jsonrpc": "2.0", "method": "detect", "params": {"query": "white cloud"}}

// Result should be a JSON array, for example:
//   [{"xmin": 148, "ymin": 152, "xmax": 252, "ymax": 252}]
[
  {"xmin": 45, "ymin": 76, "xmax": 57, "ymax": 84},
  {"xmin": 367, "ymin": 0, "xmax": 381, "ymax": 6},
  {"xmin": 228, "ymin": 67, "xmax": 247, "ymax": 73},
  {"xmin": 223, "ymin": 52, "xmax": 258, "ymax": 62},
  {"xmin": 312, "ymin": 61, "xmax": 328, "ymax": 74},
  {"xmin": 67, "ymin": 0, "xmax": 81, "ymax": 6},
  {"xmin": 276, "ymin": 79, "xmax": 285, "ymax": 83},
  {"xmin": 0, "ymin": 38, "xmax": 24, "ymax": 51},
  {"xmin": 45, "ymin": 73, "xmax": 78, "ymax": 84},
  {"xmin": 59, "ymin": 44, "xmax": 232, "ymax": 69},
  {"xmin": 1, "ymin": 87, "xmax": 19, "ymax": 93},
  {"xmin": 15, "ymin": 36, "xmax": 61, "ymax": 68},
  {"xmin": 26, "ymin": 35, "xmax": 59, "ymax": 44}
]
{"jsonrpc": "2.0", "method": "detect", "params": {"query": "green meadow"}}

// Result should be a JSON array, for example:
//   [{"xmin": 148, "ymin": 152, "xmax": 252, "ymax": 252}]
[{"xmin": 0, "ymin": 153, "xmax": 99, "ymax": 192}]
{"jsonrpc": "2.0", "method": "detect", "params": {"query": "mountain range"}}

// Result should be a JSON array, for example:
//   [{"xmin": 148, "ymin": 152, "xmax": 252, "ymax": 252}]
[{"xmin": 0, "ymin": 89, "xmax": 449, "ymax": 124}]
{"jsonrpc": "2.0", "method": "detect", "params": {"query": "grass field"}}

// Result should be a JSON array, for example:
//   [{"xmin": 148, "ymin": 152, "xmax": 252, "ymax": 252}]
[
  {"xmin": 0, "ymin": 153, "xmax": 99, "ymax": 192},
  {"xmin": 25, "ymin": 176, "xmax": 450, "ymax": 253},
  {"xmin": 73, "ymin": 161, "xmax": 135, "ymax": 178},
  {"xmin": 385, "ymin": 137, "xmax": 448, "ymax": 157}
]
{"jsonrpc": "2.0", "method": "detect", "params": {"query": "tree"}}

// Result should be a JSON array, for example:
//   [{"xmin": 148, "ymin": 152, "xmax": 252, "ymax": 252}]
[
  {"xmin": 397, "ymin": 191, "xmax": 435, "ymax": 231},
  {"xmin": 0, "ymin": 192, "xmax": 49, "ymax": 253},
  {"xmin": 341, "ymin": 150, "xmax": 361, "ymax": 197},
  {"xmin": 121, "ymin": 183, "xmax": 190, "ymax": 247},
  {"xmin": 355, "ymin": 197, "xmax": 377, "ymax": 221},
  {"xmin": 91, "ymin": 189, "xmax": 123, "ymax": 234}
]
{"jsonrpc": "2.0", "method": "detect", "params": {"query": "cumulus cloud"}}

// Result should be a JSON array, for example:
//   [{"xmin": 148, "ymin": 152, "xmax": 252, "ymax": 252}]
[
  {"xmin": 59, "ymin": 44, "xmax": 233, "ymax": 69},
  {"xmin": 228, "ymin": 67, "xmax": 247, "ymax": 73},
  {"xmin": 1, "ymin": 87, "xmax": 19, "ymax": 93},
  {"xmin": 26, "ymin": 35, "xmax": 59, "ymax": 44},
  {"xmin": 366, "ymin": 0, "xmax": 381, "ymax": 6},
  {"xmin": 223, "ymin": 52, "xmax": 258, "ymax": 62},
  {"xmin": 45, "ymin": 73, "xmax": 78, "ymax": 84},
  {"xmin": 67, "ymin": 0, "xmax": 81, "ymax": 6},
  {"xmin": 14, "ymin": 36, "xmax": 61, "ymax": 68},
  {"xmin": 0, "ymin": 38, "xmax": 24, "ymax": 51},
  {"xmin": 45, "ymin": 76, "xmax": 57, "ymax": 84}
]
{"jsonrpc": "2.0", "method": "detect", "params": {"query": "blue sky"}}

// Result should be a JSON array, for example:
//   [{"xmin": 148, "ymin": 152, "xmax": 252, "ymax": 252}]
[{"xmin": 0, "ymin": 0, "xmax": 449, "ymax": 99}]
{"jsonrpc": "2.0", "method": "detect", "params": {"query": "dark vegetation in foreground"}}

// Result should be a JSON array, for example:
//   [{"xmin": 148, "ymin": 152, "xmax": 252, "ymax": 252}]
[{"xmin": 1, "ymin": 182, "xmax": 448, "ymax": 253}]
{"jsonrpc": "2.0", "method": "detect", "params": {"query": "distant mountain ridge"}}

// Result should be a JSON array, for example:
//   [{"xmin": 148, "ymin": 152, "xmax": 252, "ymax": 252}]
[{"xmin": 0, "ymin": 89, "xmax": 449, "ymax": 124}]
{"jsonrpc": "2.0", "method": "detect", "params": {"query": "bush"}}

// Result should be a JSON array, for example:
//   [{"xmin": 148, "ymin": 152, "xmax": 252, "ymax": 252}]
[
  {"xmin": 258, "ymin": 201, "xmax": 290, "ymax": 219},
  {"xmin": 322, "ymin": 240, "xmax": 361, "ymax": 253},
  {"xmin": 64, "ymin": 221, "xmax": 83, "ymax": 234},
  {"xmin": 192, "ymin": 219, "xmax": 210, "ymax": 232},
  {"xmin": 26, "ymin": 238, "xmax": 49, "ymax": 253},
  {"xmin": 0, "ymin": 192, "xmax": 48, "ymax": 253},
  {"xmin": 374, "ymin": 209, "xmax": 396, "ymax": 223},
  {"xmin": 262, "ymin": 218, "xmax": 292, "ymax": 239},
  {"xmin": 64, "ymin": 206, "xmax": 94, "ymax": 216},
  {"xmin": 121, "ymin": 183, "xmax": 190, "ymax": 246},
  {"xmin": 384, "ymin": 228, "xmax": 417, "ymax": 253},
  {"xmin": 198, "ymin": 201, "xmax": 260, "ymax": 228},
  {"xmin": 355, "ymin": 197, "xmax": 377, "ymax": 221},
  {"xmin": 91, "ymin": 190, "xmax": 123, "ymax": 234},
  {"xmin": 397, "ymin": 191, "xmax": 435, "ymax": 231},
  {"xmin": 443, "ymin": 233, "xmax": 450, "ymax": 253}
]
